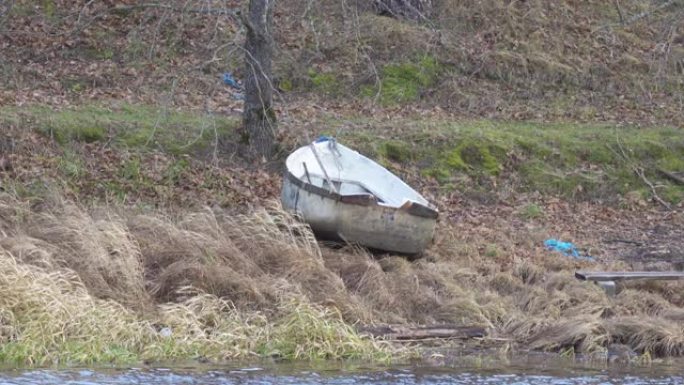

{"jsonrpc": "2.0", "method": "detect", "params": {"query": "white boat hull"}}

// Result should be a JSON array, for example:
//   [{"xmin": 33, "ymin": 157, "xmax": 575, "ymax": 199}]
[{"xmin": 281, "ymin": 139, "xmax": 438, "ymax": 254}]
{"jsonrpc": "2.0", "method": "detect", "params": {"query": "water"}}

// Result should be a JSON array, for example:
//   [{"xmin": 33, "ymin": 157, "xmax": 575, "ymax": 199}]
[{"xmin": 0, "ymin": 364, "xmax": 682, "ymax": 385}]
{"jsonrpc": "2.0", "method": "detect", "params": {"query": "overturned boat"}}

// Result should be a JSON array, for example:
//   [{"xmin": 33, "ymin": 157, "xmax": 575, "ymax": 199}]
[{"xmin": 281, "ymin": 137, "xmax": 438, "ymax": 254}]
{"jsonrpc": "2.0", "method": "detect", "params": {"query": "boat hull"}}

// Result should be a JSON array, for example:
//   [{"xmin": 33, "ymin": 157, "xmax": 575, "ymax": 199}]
[{"xmin": 281, "ymin": 174, "xmax": 437, "ymax": 254}]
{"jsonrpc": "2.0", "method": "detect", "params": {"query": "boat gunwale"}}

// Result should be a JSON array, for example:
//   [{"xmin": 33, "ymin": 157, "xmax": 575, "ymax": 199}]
[{"xmin": 284, "ymin": 170, "xmax": 439, "ymax": 220}]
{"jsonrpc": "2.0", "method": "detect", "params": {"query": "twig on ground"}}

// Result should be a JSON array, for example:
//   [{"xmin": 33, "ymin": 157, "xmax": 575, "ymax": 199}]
[
  {"xmin": 613, "ymin": 0, "xmax": 625, "ymax": 23},
  {"xmin": 145, "ymin": 78, "xmax": 178, "ymax": 147},
  {"xmin": 658, "ymin": 168, "xmax": 684, "ymax": 185},
  {"xmin": 609, "ymin": 134, "xmax": 672, "ymax": 211},
  {"xmin": 633, "ymin": 166, "xmax": 671, "ymax": 210},
  {"xmin": 604, "ymin": 239, "xmax": 644, "ymax": 246}
]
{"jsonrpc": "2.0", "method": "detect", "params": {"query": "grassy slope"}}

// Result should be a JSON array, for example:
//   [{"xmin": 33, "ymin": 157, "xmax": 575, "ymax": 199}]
[
  {"xmin": 0, "ymin": 0, "xmax": 683, "ymax": 367},
  {"xmin": 1, "ymin": 105, "xmax": 684, "ymax": 367}
]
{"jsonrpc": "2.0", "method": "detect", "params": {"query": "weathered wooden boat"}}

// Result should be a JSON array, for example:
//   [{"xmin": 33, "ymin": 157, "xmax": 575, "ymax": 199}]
[{"xmin": 281, "ymin": 137, "xmax": 438, "ymax": 254}]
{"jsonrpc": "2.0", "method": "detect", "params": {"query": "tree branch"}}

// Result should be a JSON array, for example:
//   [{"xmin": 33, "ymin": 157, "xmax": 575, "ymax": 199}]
[
  {"xmin": 609, "ymin": 136, "xmax": 672, "ymax": 210},
  {"xmin": 613, "ymin": 0, "xmax": 625, "ymax": 23},
  {"xmin": 658, "ymin": 168, "xmax": 684, "ymax": 185}
]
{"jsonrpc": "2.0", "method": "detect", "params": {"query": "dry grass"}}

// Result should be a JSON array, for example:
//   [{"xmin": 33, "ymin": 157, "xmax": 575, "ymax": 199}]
[{"xmin": 0, "ymin": 191, "xmax": 683, "ymax": 365}]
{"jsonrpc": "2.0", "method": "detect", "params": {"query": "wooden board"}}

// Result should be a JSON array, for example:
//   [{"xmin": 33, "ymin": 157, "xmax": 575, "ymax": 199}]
[
  {"xmin": 575, "ymin": 271, "xmax": 684, "ymax": 282},
  {"xmin": 357, "ymin": 324, "xmax": 486, "ymax": 341}
]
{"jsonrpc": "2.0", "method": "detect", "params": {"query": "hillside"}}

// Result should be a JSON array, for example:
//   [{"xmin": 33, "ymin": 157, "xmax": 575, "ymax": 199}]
[{"xmin": 1, "ymin": 0, "xmax": 683, "ymax": 123}]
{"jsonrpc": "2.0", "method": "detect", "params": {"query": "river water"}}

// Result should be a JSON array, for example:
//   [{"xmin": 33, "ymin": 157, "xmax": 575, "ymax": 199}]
[{"xmin": 0, "ymin": 360, "xmax": 682, "ymax": 385}]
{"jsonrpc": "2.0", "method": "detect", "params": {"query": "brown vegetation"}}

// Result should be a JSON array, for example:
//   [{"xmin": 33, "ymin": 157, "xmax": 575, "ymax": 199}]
[
  {"xmin": 1, "ymin": 191, "xmax": 683, "ymax": 360},
  {"xmin": 0, "ymin": 0, "xmax": 683, "ymax": 365},
  {"xmin": 0, "ymin": 0, "xmax": 682, "ymax": 124}
]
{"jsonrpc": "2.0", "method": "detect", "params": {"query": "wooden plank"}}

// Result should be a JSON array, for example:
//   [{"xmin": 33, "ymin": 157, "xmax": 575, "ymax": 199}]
[
  {"xmin": 357, "ymin": 324, "xmax": 486, "ymax": 340},
  {"xmin": 576, "ymin": 271, "xmax": 684, "ymax": 282}
]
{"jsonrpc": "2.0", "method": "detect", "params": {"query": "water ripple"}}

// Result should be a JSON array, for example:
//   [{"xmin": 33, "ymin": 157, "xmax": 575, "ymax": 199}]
[{"xmin": 0, "ymin": 368, "xmax": 680, "ymax": 385}]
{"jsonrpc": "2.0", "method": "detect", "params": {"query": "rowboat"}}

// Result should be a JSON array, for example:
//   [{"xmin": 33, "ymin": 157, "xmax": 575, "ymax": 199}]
[{"xmin": 281, "ymin": 137, "xmax": 438, "ymax": 254}]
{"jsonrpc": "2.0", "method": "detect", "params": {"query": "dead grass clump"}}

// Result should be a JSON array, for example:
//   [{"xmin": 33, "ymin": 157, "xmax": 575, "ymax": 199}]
[
  {"xmin": 129, "ymin": 205, "xmax": 355, "ymax": 315},
  {"xmin": 613, "ymin": 289, "xmax": 682, "ymax": 318},
  {"xmin": 513, "ymin": 260, "xmax": 545, "ymax": 285},
  {"xmin": 514, "ymin": 278, "xmax": 610, "ymax": 323},
  {"xmin": 128, "ymin": 212, "xmax": 275, "ymax": 307},
  {"xmin": 525, "ymin": 315, "xmax": 609, "ymax": 354},
  {"xmin": 622, "ymin": 280, "xmax": 684, "ymax": 307},
  {"xmin": 151, "ymin": 289, "xmax": 268, "ymax": 360},
  {"xmin": 358, "ymin": 14, "xmax": 437, "ymax": 61},
  {"xmin": 0, "ymin": 236, "xmax": 60, "ymax": 270},
  {"xmin": 153, "ymin": 290, "xmax": 392, "ymax": 361},
  {"xmin": 152, "ymin": 261, "xmax": 270, "ymax": 306},
  {"xmin": 607, "ymin": 317, "xmax": 684, "ymax": 357},
  {"xmin": 0, "ymin": 193, "xmax": 28, "ymax": 234},
  {"xmin": 489, "ymin": 272, "xmax": 525, "ymax": 295},
  {"xmin": 0, "ymin": 249, "xmax": 154, "ymax": 365},
  {"xmin": 377, "ymin": 255, "xmax": 413, "ymax": 273},
  {"xmin": 25, "ymin": 202, "xmax": 148, "ymax": 308},
  {"xmin": 0, "ymin": 244, "xmax": 389, "ymax": 365},
  {"xmin": 221, "ymin": 207, "xmax": 352, "ymax": 308}
]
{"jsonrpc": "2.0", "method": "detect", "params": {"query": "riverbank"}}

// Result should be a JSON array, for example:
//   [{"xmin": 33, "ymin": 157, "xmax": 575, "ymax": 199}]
[
  {"xmin": 1, "ymin": 0, "xmax": 683, "ymax": 367},
  {"xmin": 1, "ymin": 104, "xmax": 683, "ymax": 366}
]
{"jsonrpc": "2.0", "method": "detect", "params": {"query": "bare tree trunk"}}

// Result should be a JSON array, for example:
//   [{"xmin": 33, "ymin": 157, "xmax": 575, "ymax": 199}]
[{"xmin": 242, "ymin": 0, "xmax": 276, "ymax": 160}]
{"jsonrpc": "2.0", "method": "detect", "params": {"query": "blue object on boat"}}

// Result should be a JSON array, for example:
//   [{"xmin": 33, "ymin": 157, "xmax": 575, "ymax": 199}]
[
  {"xmin": 315, "ymin": 136, "xmax": 332, "ymax": 143},
  {"xmin": 544, "ymin": 238, "xmax": 594, "ymax": 261},
  {"xmin": 222, "ymin": 72, "xmax": 242, "ymax": 89}
]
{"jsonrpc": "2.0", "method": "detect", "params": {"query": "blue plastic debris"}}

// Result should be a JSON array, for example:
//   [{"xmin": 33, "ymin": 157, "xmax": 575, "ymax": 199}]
[
  {"xmin": 315, "ymin": 136, "xmax": 332, "ymax": 143},
  {"xmin": 222, "ymin": 72, "xmax": 242, "ymax": 89},
  {"xmin": 544, "ymin": 238, "xmax": 594, "ymax": 261}
]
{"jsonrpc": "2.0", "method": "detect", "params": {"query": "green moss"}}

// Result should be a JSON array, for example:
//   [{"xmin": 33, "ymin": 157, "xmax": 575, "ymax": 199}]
[
  {"xmin": 484, "ymin": 244, "xmax": 500, "ymax": 258},
  {"xmin": 445, "ymin": 147, "xmax": 467, "ymax": 170},
  {"xmin": 121, "ymin": 157, "xmax": 142, "ymax": 182},
  {"xmin": 379, "ymin": 141, "xmax": 412, "ymax": 162},
  {"xmin": 660, "ymin": 185, "xmax": 684, "ymax": 205},
  {"xmin": 58, "ymin": 150, "xmax": 85, "ymax": 179},
  {"xmin": 515, "ymin": 137, "xmax": 552, "ymax": 159},
  {"xmin": 4, "ymin": 104, "xmax": 237, "ymax": 155},
  {"xmin": 422, "ymin": 167, "xmax": 452, "ymax": 183},
  {"xmin": 657, "ymin": 154, "xmax": 684, "ymax": 171},
  {"xmin": 41, "ymin": 0, "xmax": 56, "ymax": 19},
  {"xmin": 363, "ymin": 56, "xmax": 441, "ymax": 104},
  {"xmin": 308, "ymin": 69, "xmax": 339, "ymax": 94},
  {"xmin": 279, "ymin": 78, "xmax": 294, "ymax": 92},
  {"xmin": 336, "ymin": 119, "xmax": 684, "ymax": 203},
  {"xmin": 519, "ymin": 203, "xmax": 544, "ymax": 220},
  {"xmin": 164, "ymin": 158, "xmax": 190, "ymax": 184},
  {"xmin": 446, "ymin": 140, "xmax": 502, "ymax": 176}
]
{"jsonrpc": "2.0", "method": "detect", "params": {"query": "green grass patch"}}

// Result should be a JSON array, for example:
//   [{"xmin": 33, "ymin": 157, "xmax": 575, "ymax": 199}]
[
  {"xmin": 258, "ymin": 299, "xmax": 392, "ymax": 361},
  {"xmin": 446, "ymin": 139, "xmax": 504, "ymax": 176},
  {"xmin": 308, "ymin": 69, "xmax": 340, "ymax": 95},
  {"xmin": 1, "ymin": 104, "xmax": 238, "ymax": 155},
  {"xmin": 362, "ymin": 56, "xmax": 441, "ymax": 104},
  {"xmin": 379, "ymin": 140, "xmax": 413, "ymax": 163},
  {"xmin": 338, "ymin": 120, "xmax": 684, "ymax": 203},
  {"xmin": 58, "ymin": 149, "xmax": 86, "ymax": 179},
  {"xmin": 519, "ymin": 203, "xmax": 544, "ymax": 220}
]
